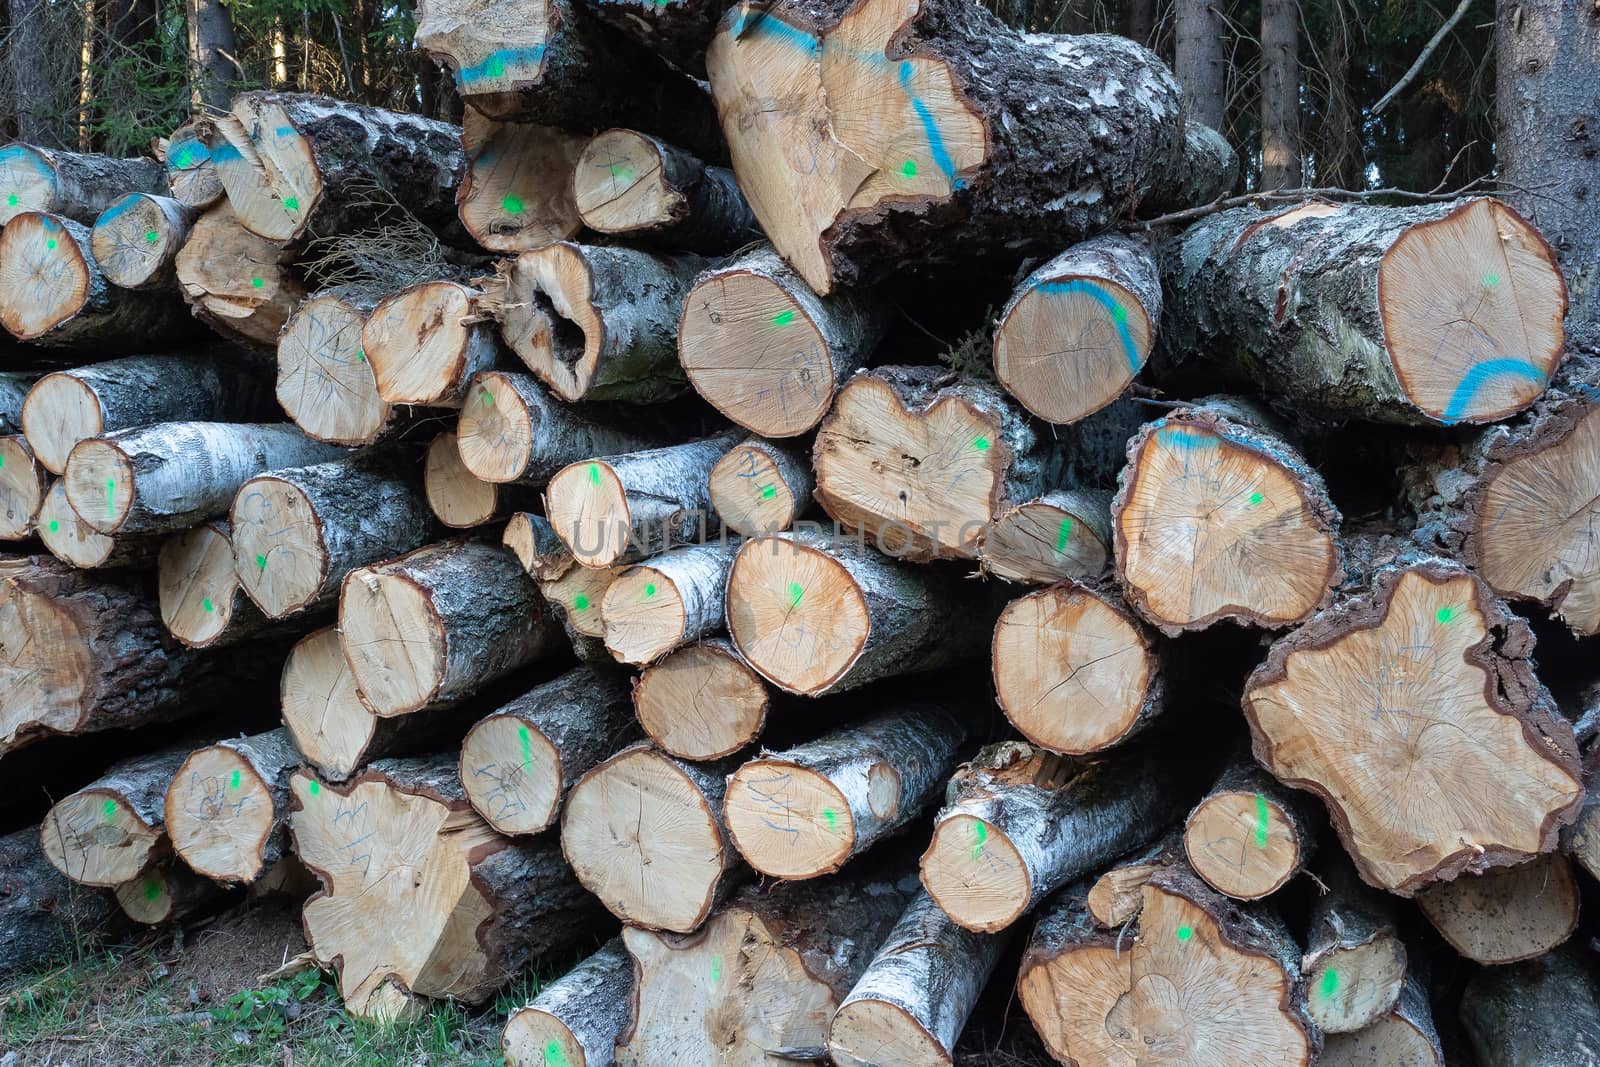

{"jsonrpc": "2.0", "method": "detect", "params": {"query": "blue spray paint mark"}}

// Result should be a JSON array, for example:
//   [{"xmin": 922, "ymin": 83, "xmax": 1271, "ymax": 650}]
[
  {"xmin": 899, "ymin": 63, "xmax": 962, "ymax": 188},
  {"xmin": 1440, "ymin": 359, "xmax": 1548, "ymax": 424},
  {"xmin": 94, "ymin": 195, "xmax": 140, "ymax": 227},
  {"xmin": 456, "ymin": 47, "xmax": 546, "ymax": 87},
  {"xmin": 1036, "ymin": 279, "xmax": 1142, "ymax": 370},
  {"xmin": 1156, "ymin": 426, "xmax": 1220, "ymax": 450},
  {"xmin": 208, "ymin": 142, "xmax": 243, "ymax": 164},
  {"xmin": 274, "ymin": 126, "xmax": 295, "ymax": 138},
  {"xmin": 735, "ymin": 10, "xmax": 822, "ymax": 56}
]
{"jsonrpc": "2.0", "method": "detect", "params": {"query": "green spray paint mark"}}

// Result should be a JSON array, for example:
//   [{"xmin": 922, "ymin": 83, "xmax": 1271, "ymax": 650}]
[
  {"xmin": 45, "ymin": 239, "xmax": 55, "ymax": 250},
  {"xmin": 1436, "ymin": 605, "xmax": 1460, "ymax": 624},
  {"xmin": 202, "ymin": 597, "xmax": 215, "ymax": 613},
  {"xmin": 760, "ymin": 485, "xmax": 777, "ymax": 500},
  {"xmin": 1056, "ymin": 518, "xmax": 1072, "ymax": 552},
  {"xmin": 103, "ymin": 799, "xmax": 117, "ymax": 820},
  {"xmin": 106, "ymin": 479, "xmax": 115, "ymax": 519},
  {"xmin": 1112, "ymin": 304, "xmax": 1128, "ymax": 323},
  {"xmin": 486, "ymin": 56, "xmax": 505, "ymax": 78},
  {"xmin": 308, "ymin": 781, "xmax": 321, "ymax": 796},
  {"xmin": 48, "ymin": 519, "xmax": 59, "ymax": 533},
  {"xmin": 518, "ymin": 725, "xmax": 532, "ymax": 772},
  {"xmin": 501, "ymin": 194, "xmax": 524, "ymax": 214},
  {"xmin": 0, "ymin": 453, "xmax": 5, "ymax": 467},
  {"xmin": 143, "ymin": 879, "xmax": 161, "ymax": 901},
  {"xmin": 1248, "ymin": 491, "xmax": 1264, "ymax": 507},
  {"xmin": 282, "ymin": 197, "xmax": 299, "ymax": 212},
  {"xmin": 144, "ymin": 230, "xmax": 159, "ymax": 243},
  {"xmin": 1253, "ymin": 793, "xmax": 1270, "ymax": 848},
  {"xmin": 230, "ymin": 769, "xmax": 241, "ymax": 790},
  {"xmin": 710, "ymin": 957, "xmax": 721, "ymax": 985},
  {"xmin": 772, "ymin": 309, "xmax": 796, "ymax": 327},
  {"xmin": 608, "ymin": 164, "xmax": 634, "ymax": 182},
  {"xmin": 1176, "ymin": 925, "xmax": 1193, "ymax": 942},
  {"xmin": 901, "ymin": 159, "xmax": 918, "ymax": 178},
  {"xmin": 971, "ymin": 820, "xmax": 987, "ymax": 860},
  {"xmin": 1320, "ymin": 968, "xmax": 1339, "ymax": 998},
  {"xmin": 588, "ymin": 463, "xmax": 601, "ymax": 487},
  {"xmin": 356, "ymin": 350, "xmax": 365, "ymax": 363},
  {"xmin": 5, "ymin": 195, "xmax": 15, "ymax": 207},
  {"xmin": 973, "ymin": 436, "xmax": 991, "ymax": 451},
  {"xmin": 255, "ymin": 554, "xmax": 267, "ymax": 571},
  {"xmin": 573, "ymin": 594, "xmax": 590, "ymax": 611},
  {"xmin": 481, "ymin": 389, "xmax": 494, "ymax": 406},
  {"xmin": 1484, "ymin": 273, "xmax": 1501, "ymax": 287},
  {"xmin": 821, "ymin": 808, "xmax": 838, "ymax": 832},
  {"xmin": 788, "ymin": 582, "xmax": 804, "ymax": 608},
  {"xmin": 251, "ymin": 277, "xmax": 264, "ymax": 289},
  {"xmin": 172, "ymin": 148, "xmax": 191, "ymax": 168},
  {"xmin": 544, "ymin": 1040, "xmax": 568, "ymax": 1066},
  {"xmin": 643, "ymin": 583, "xmax": 657, "ymax": 598}
]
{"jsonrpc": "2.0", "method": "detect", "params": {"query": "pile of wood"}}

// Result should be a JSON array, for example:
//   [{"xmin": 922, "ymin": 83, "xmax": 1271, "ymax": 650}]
[{"xmin": 2, "ymin": 0, "xmax": 1598, "ymax": 1062}]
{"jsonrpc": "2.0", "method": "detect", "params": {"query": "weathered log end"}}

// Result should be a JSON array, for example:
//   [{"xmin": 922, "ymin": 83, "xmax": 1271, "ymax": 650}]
[
  {"xmin": 0, "ymin": 436, "xmax": 48, "ymax": 539},
  {"xmin": 89, "ymin": 193, "xmax": 191, "ymax": 290},
  {"xmin": 280, "ymin": 627, "xmax": 377, "ymax": 781},
  {"xmin": 163, "ymin": 737, "xmax": 290, "ymax": 884},
  {"xmin": 277, "ymin": 293, "xmax": 389, "ymax": 445},
  {"xmin": 0, "ymin": 144, "xmax": 66, "ymax": 223},
  {"xmin": 633, "ymin": 639, "xmax": 769, "ymax": 760},
  {"xmin": 1416, "ymin": 852, "xmax": 1580, "ymax": 965},
  {"xmin": 978, "ymin": 490, "xmax": 1112, "ymax": 586},
  {"xmin": 1184, "ymin": 783, "xmax": 1306, "ymax": 900},
  {"xmin": 458, "ymin": 111, "xmax": 586, "ymax": 253},
  {"xmin": 158, "ymin": 522, "xmax": 252, "ymax": 648},
  {"xmin": 424, "ymin": 432, "xmax": 501, "ymax": 529},
  {"xmin": 175, "ymin": 203, "xmax": 305, "ymax": 350},
  {"xmin": 41, "ymin": 787, "xmax": 164, "ymax": 888},
  {"xmin": 166, "ymin": 123, "xmax": 225, "ymax": 208},
  {"xmin": 707, "ymin": 438, "xmax": 813, "ymax": 537},
  {"xmin": 363, "ymin": 282, "xmax": 502, "ymax": 408},
  {"xmin": 575, "ymin": 129, "xmax": 693, "ymax": 235},
  {"xmin": 0, "ymin": 212, "xmax": 95, "ymax": 340}
]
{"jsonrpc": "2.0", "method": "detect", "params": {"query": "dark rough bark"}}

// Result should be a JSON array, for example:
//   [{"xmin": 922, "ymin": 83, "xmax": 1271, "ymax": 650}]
[
  {"xmin": 0, "ymin": 826, "xmax": 125, "ymax": 975},
  {"xmin": 576, "ymin": 0, "xmax": 725, "ymax": 76},
  {"xmin": 1460, "ymin": 946, "xmax": 1600, "ymax": 1066},
  {"xmin": 0, "ymin": 146, "xmax": 165, "ymax": 225},
  {"xmin": 1496, "ymin": 0, "xmax": 1600, "ymax": 349},
  {"xmin": 1175, "ymin": 0, "xmax": 1226, "ymax": 130},
  {"xmin": 0, "ymin": 371, "xmax": 37, "ymax": 435},
  {"xmin": 186, "ymin": 0, "xmax": 239, "ymax": 110},
  {"xmin": 1259, "ymin": 0, "xmax": 1301, "ymax": 189}
]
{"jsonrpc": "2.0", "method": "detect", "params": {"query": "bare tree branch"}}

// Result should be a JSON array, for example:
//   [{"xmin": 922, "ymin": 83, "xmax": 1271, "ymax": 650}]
[{"xmin": 1371, "ymin": 0, "xmax": 1474, "ymax": 114}]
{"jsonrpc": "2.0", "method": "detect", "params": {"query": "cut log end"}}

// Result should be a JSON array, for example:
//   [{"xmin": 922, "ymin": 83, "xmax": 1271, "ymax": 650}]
[
  {"xmin": 1415, "ymin": 852, "xmax": 1580, "ymax": 964},
  {"xmin": 562, "ymin": 746, "xmax": 725, "ymax": 932},
  {"xmin": 41, "ymin": 791, "xmax": 162, "ymax": 887},
  {"xmin": 0, "ymin": 436, "xmax": 48, "ymax": 538},
  {"xmin": 163, "ymin": 746, "xmax": 279, "ymax": 883},
  {"xmin": 1320, "ymin": 1013, "xmax": 1442, "ymax": 1067},
  {"xmin": 175, "ymin": 203, "xmax": 304, "ymax": 349},
  {"xmin": 230, "ymin": 474, "xmax": 329, "ymax": 618},
  {"xmin": 1303, "ymin": 934, "xmax": 1408, "ymax": 1036},
  {"xmin": 707, "ymin": 441, "xmax": 808, "ymax": 537},
  {"xmin": 574, "ymin": 129, "xmax": 681, "ymax": 234},
  {"xmin": 458, "ymin": 113, "xmax": 585, "ymax": 253},
  {"xmin": 980, "ymin": 496, "xmax": 1110, "ymax": 585},
  {"xmin": 678, "ymin": 269, "xmax": 841, "ymax": 437},
  {"xmin": 601, "ymin": 564, "xmax": 695, "ymax": 665},
  {"xmin": 89, "ymin": 193, "xmax": 183, "ymax": 289},
  {"xmin": 545, "ymin": 459, "xmax": 631, "ymax": 568},
  {"xmin": 992, "ymin": 583, "xmax": 1157, "ymax": 755},
  {"xmin": 503, "ymin": 1009, "xmax": 587, "ymax": 1067},
  {"xmin": 503, "ymin": 511, "xmax": 575, "ymax": 581},
  {"xmin": 115, "ymin": 866, "xmax": 179, "ymax": 924},
  {"xmin": 158, "ymin": 524, "xmax": 246, "ymax": 648},
  {"xmin": 1116, "ymin": 414, "xmax": 1340, "ymax": 632},
  {"xmin": 724, "ymin": 760, "xmax": 859, "ymax": 879},
  {"xmin": 61, "ymin": 439, "xmax": 133, "ymax": 533},
  {"xmin": 920, "ymin": 813, "xmax": 1030, "ymax": 933},
  {"xmin": 363, "ymin": 282, "xmax": 492, "ymax": 408},
  {"xmin": 425, "ymin": 432, "xmax": 501, "ymax": 529},
  {"xmin": 39, "ymin": 479, "xmax": 123, "ymax": 567},
  {"xmin": 829, "ymin": 1002, "xmax": 950, "ymax": 1067},
  {"xmin": 633, "ymin": 641, "xmax": 769, "ymax": 760},
  {"xmin": 538, "ymin": 564, "xmax": 619, "ymax": 639},
  {"xmin": 1472, "ymin": 404, "xmax": 1600, "ymax": 636},
  {"xmin": 725, "ymin": 535, "xmax": 870, "ymax": 696},
  {"xmin": 277, "ymin": 294, "xmax": 388, "ymax": 445},
  {"xmin": 994, "ymin": 273, "xmax": 1153, "ymax": 426},
  {"xmin": 497, "ymin": 244, "xmax": 602, "ymax": 402},
  {"xmin": 0, "ymin": 213, "xmax": 91, "ymax": 340},
  {"xmin": 338, "ymin": 568, "xmax": 447, "ymax": 717},
  {"xmin": 455, "ymin": 372, "xmax": 535, "ymax": 483},
  {"xmin": 0, "ymin": 144, "xmax": 59, "ymax": 224},
  {"xmin": 1184, "ymin": 789, "xmax": 1304, "ymax": 899},
  {"xmin": 166, "ymin": 125, "xmax": 224, "ymax": 208},
  {"xmin": 1378, "ymin": 198, "xmax": 1566, "ymax": 424},
  {"xmin": 459, "ymin": 713, "xmax": 563, "ymax": 836},
  {"xmin": 210, "ymin": 99, "xmax": 320, "ymax": 242},
  {"xmin": 21, "ymin": 370, "xmax": 101, "ymax": 474},
  {"xmin": 281, "ymin": 627, "xmax": 375, "ymax": 781}
]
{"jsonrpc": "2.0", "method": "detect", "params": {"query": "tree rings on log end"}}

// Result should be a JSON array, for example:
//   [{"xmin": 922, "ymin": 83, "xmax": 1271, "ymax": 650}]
[
  {"xmin": 725, "ymin": 535, "xmax": 870, "ymax": 696},
  {"xmin": 90, "ymin": 193, "xmax": 181, "ymax": 289},
  {"xmin": 1379, "ymin": 199, "xmax": 1566, "ymax": 424},
  {"xmin": 1184, "ymin": 789, "xmax": 1303, "ymax": 899},
  {"xmin": 458, "ymin": 113, "xmax": 585, "ymax": 253},
  {"xmin": 158, "ymin": 524, "xmax": 245, "ymax": 648},
  {"xmin": 281, "ymin": 627, "xmax": 376, "ymax": 781},
  {"xmin": 338, "ymin": 568, "xmax": 448, "ymax": 717},
  {"xmin": 679, "ymin": 269, "xmax": 839, "ymax": 437},
  {"xmin": 1415, "ymin": 853, "xmax": 1579, "ymax": 965},
  {"xmin": 0, "ymin": 436, "xmax": 47, "ymax": 538},
  {"xmin": 707, "ymin": 441, "xmax": 806, "ymax": 537},
  {"xmin": 425, "ymin": 432, "xmax": 500, "ymax": 529},
  {"xmin": 21, "ymin": 371, "xmax": 102, "ymax": 474},
  {"xmin": 601, "ymin": 564, "xmax": 694, "ymax": 665},
  {"xmin": 1304, "ymin": 935, "xmax": 1408, "ymax": 1035},
  {"xmin": 634, "ymin": 641, "xmax": 769, "ymax": 761},
  {"xmin": 829, "ymin": 999, "xmax": 951, "ymax": 1067},
  {"xmin": 0, "ymin": 144, "xmax": 58, "ymax": 224},
  {"xmin": 40, "ymin": 791, "xmax": 162, "ymax": 887},
  {"xmin": 61, "ymin": 439, "xmax": 134, "ymax": 534},
  {"xmin": 456, "ymin": 372, "xmax": 537, "ymax": 483},
  {"xmin": 1321, "ymin": 1014, "xmax": 1442, "ymax": 1067},
  {"xmin": 164, "ymin": 745, "xmax": 278, "ymax": 883},
  {"xmin": 363, "ymin": 282, "xmax": 485, "ymax": 407},
  {"xmin": 459, "ymin": 712, "xmax": 564, "ymax": 836},
  {"xmin": 545, "ymin": 459, "xmax": 631, "ymax": 567},
  {"xmin": 0, "ymin": 213, "xmax": 91, "ymax": 340},
  {"xmin": 210, "ymin": 100, "xmax": 320, "ymax": 242},
  {"xmin": 539, "ymin": 564, "xmax": 618, "ymax": 639},
  {"xmin": 116, "ymin": 867, "xmax": 177, "ymax": 924},
  {"xmin": 979, "ymin": 495, "xmax": 1109, "ymax": 586},
  {"xmin": 166, "ymin": 124, "xmax": 223, "ymax": 208},
  {"xmin": 724, "ymin": 759, "xmax": 863, "ymax": 879},
  {"xmin": 919, "ymin": 813, "xmax": 1030, "ymax": 934},
  {"xmin": 575, "ymin": 129, "xmax": 681, "ymax": 234},
  {"xmin": 0, "ymin": 570, "xmax": 93, "ymax": 749},
  {"xmin": 561, "ymin": 745, "xmax": 726, "ymax": 933},
  {"xmin": 231, "ymin": 475, "xmax": 330, "ymax": 618},
  {"xmin": 503, "ymin": 1009, "xmax": 585, "ymax": 1067},
  {"xmin": 992, "ymin": 584, "xmax": 1157, "ymax": 755},
  {"xmin": 39, "ymin": 479, "xmax": 121, "ymax": 567},
  {"xmin": 277, "ymin": 294, "xmax": 388, "ymax": 446},
  {"xmin": 417, "ymin": 2, "xmax": 553, "ymax": 102},
  {"xmin": 175, "ymin": 203, "xmax": 303, "ymax": 349}
]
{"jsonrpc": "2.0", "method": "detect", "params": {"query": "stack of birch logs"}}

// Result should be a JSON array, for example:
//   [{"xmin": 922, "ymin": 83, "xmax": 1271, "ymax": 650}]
[{"xmin": 2, "ymin": 0, "xmax": 1599, "ymax": 1062}]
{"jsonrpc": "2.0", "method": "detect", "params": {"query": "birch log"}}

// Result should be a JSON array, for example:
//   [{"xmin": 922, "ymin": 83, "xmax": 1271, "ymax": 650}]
[
  {"xmin": 502, "ymin": 939, "xmax": 633, "ymax": 1067},
  {"xmin": 157, "ymin": 521, "xmax": 273, "ymax": 649},
  {"xmin": 632, "ymin": 638, "xmax": 771, "ymax": 760},
  {"xmin": 424, "ymin": 431, "xmax": 540, "ymax": 529},
  {"xmin": 601, "ymin": 540, "xmax": 739, "ymax": 665},
  {"xmin": 276, "ymin": 291, "xmax": 392, "ymax": 446},
  {"xmin": 707, "ymin": 436, "xmax": 814, "ymax": 537},
  {"xmin": 978, "ymin": 489, "xmax": 1113, "ymax": 586},
  {"xmin": 1415, "ymin": 852, "xmax": 1580, "ymax": 965},
  {"xmin": 362, "ymin": 281, "xmax": 507, "ymax": 408},
  {"xmin": 1183, "ymin": 759, "xmax": 1316, "ymax": 900},
  {"xmin": 574, "ymin": 129, "xmax": 760, "ymax": 252},
  {"xmin": 164, "ymin": 729, "xmax": 300, "ymax": 884},
  {"xmin": 165, "ymin": 122, "xmax": 224, "ymax": 208},
  {"xmin": 0, "ymin": 436, "xmax": 48, "ymax": 539},
  {"xmin": 1321, "ymin": 974, "xmax": 1443, "ymax": 1067},
  {"xmin": 114, "ymin": 859, "xmax": 228, "ymax": 925},
  {"xmin": 174, "ymin": 202, "xmax": 305, "ymax": 351},
  {"xmin": 38, "ymin": 478, "xmax": 159, "ymax": 569},
  {"xmin": 40, "ymin": 749, "xmax": 188, "ymax": 887},
  {"xmin": 0, "ymin": 144, "xmax": 164, "ymax": 225},
  {"xmin": 455, "ymin": 110, "xmax": 586, "ymax": 254},
  {"xmin": 1300, "ymin": 851, "xmax": 1408, "ymax": 1035},
  {"xmin": 89, "ymin": 193, "xmax": 196, "ymax": 290}
]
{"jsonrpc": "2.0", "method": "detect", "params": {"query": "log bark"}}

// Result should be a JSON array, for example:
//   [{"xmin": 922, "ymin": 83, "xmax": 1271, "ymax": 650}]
[
  {"xmin": 919, "ymin": 742, "xmax": 1189, "ymax": 933},
  {"xmin": 40, "ymin": 748, "xmax": 188, "ymax": 887},
  {"xmin": 1242, "ymin": 540, "xmax": 1585, "ymax": 895},
  {"xmin": 230, "ymin": 449, "xmax": 436, "ymax": 619},
  {"xmin": 502, "ymin": 510, "xmax": 575, "ymax": 580},
  {"xmin": 726, "ymin": 530, "xmax": 991, "ymax": 697},
  {"xmin": 705, "ymin": 2, "xmax": 1200, "ymax": 294},
  {"xmin": 1300, "ymin": 850, "xmax": 1407, "ymax": 1035},
  {"xmin": 1320, "ymin": 974, "xmax": 1443, "ymax": 1067},
  {"xmin": 707, "ymin": 436, "xmax": 814, "ymax": 538},
  {"xmin": 1018, "ymin": 867, "xmax": 1317, "ymax": 1066},
  {"xmin": 1112, "ymin": 398, "xmax": 1342, "ymax": 635},
  {"xmin": 1415, "ymin": 852, "xmax": 1580, "ymax": 965},
  {"xmin": 276, "ymin": 291, "xmax": 392, "ymax": 446},
  {"xmin": 978, "ymin": 488, "xmax": 1112, "ymax": 586},
  {"xmin": 829, "ymin": 889, "xmax": 1009, "ymax": 1067},
  {"xmin": 454, "ymin": 370, "xmax": 662, "ymax": 487},
  {"xmin": 114, "ymin": 859, "xmax": 227, "ymax": 925},
  {"xmin": 0, "ymin": 560, "xmax": 234, "ymax": 753},
  {"xmin": 37, "ymin": 478, "xmax": 161, "ymax": 569},
  {"xmin": 63, "ymin": 421, "xmax": 345, "ymax": 536},
  {"xmin": 21, "ymin": 350, "xmax": 272, "ymax": 474},
  {"xmin": 493, "ymin": 242, "xmax": 706, "ymax": 404},
  {"xmin": 424, "ymin": 432, "xmax": 539, "ymax": 530},
  {"xmin": 616, "ymin": 874, "xmax": 913, "ymax": 1064},
  {"xmin": 815, "ymin": 366, "xmax": 1064, "ymax": 561},
  {"xmin": 0, "ymin": 212, "xmax": 192, "ymax": 347},
  {"xmin": 1183, "ymin": 758, "xmax": 1316, "ymax": 901},
  {"xmin": 1459, "ymin": 946, "xmax": 1600, "ymax": 1067},
  {"xmin": 207, "ymin": 92, "xmax": 467, "ymax": 244},
  {"xmin": 0, "ymin": 826, "xmax": 125, "ymax": 975},
  {"xmin": 456, "ymin": 110, "xmax": 586, "ymax": 254},
  {"xmin": 458, "ymin": 665, "xmax": 636, "ymax": 835},
  {"xmin": 1405, "ymin": 352, "xmax": 1600, "ymax": 637},
  {"xmin": 575, "ymin": 0, "xmax": 724, "ymax": 76},
  {"xmin": 601, "ymin": 540, "xmax": 739, "ymax": 665},
  {"xmin": 0, "ymin": 435, "xmax": 49, "ymax": 540},
  {"xmin": 415, "ymin": 0, "xmax": 724, "ymax": 154},
  {"xmin": 289, "ymin": 756, "xmax": 603, "ymax": 1019},
  {"xmin": 502, "ymin": 938, "xmax": 633, "ymax": 1067},
  {"xmin": 561, "ymin": 742, "xmax": 740, "ymax": 933},
  {"xmin": 1158, "ymin": 198, "xmax": 1569, "ymax": 425},
  {"xmin": 157, "ymin": 520, "xmax": 274, "ymax": 648},
  {"xmin": 0, "ymin": 371, "xmax": 35, "ymax": 435},
  {"xmin": 174, "ymin": 202, "xmax": 306, "ymax": 352},
  {"xmin": 992, "ymin": 579, "xmax": 1164, "ymax": 756},
  {"xmin": 632, "ymin": 637, "xmax": 771, "ymax": 761},
  {"xmin": 362, "ymin": 281, "xmax": 508, "ymax": 408},
  {"xmin": 88, "ymin": 193, "xmax": 197, "ymax": 291},
  {"xmin": 545, "ymin": 431, "xmax": 739, "ymax": 567},
  {"xmin": 993, "ymin": 234, "xmax": 1162, "ymax": 426},
  {"xmin": 725, "ymin": 700, "xmax": 966, "ymax": 880},
  {"xmin": 0, "ymin": 144, "xmax": 165, "ymax": 226},
  {"xmin": 574, "ymin": 129, "xmax": 760, "ymax": 253},
  {"xmin": 165, "ymin": 121, "xmax": 225, "ymax": 209},
  {"xmin": 679, "ymin": 244, "xmax": 891, "ymax": 438},
  {"xmin": 164, "ymin": 728, "xmax": 300, "ymax": 884},
  {"xmin": 339, "ymin": 538, "xmax": 559, "ymax": 717},
  {"xmin": 1083, "ymin": 831, "xmax": 1184, "ymax": 928}
]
